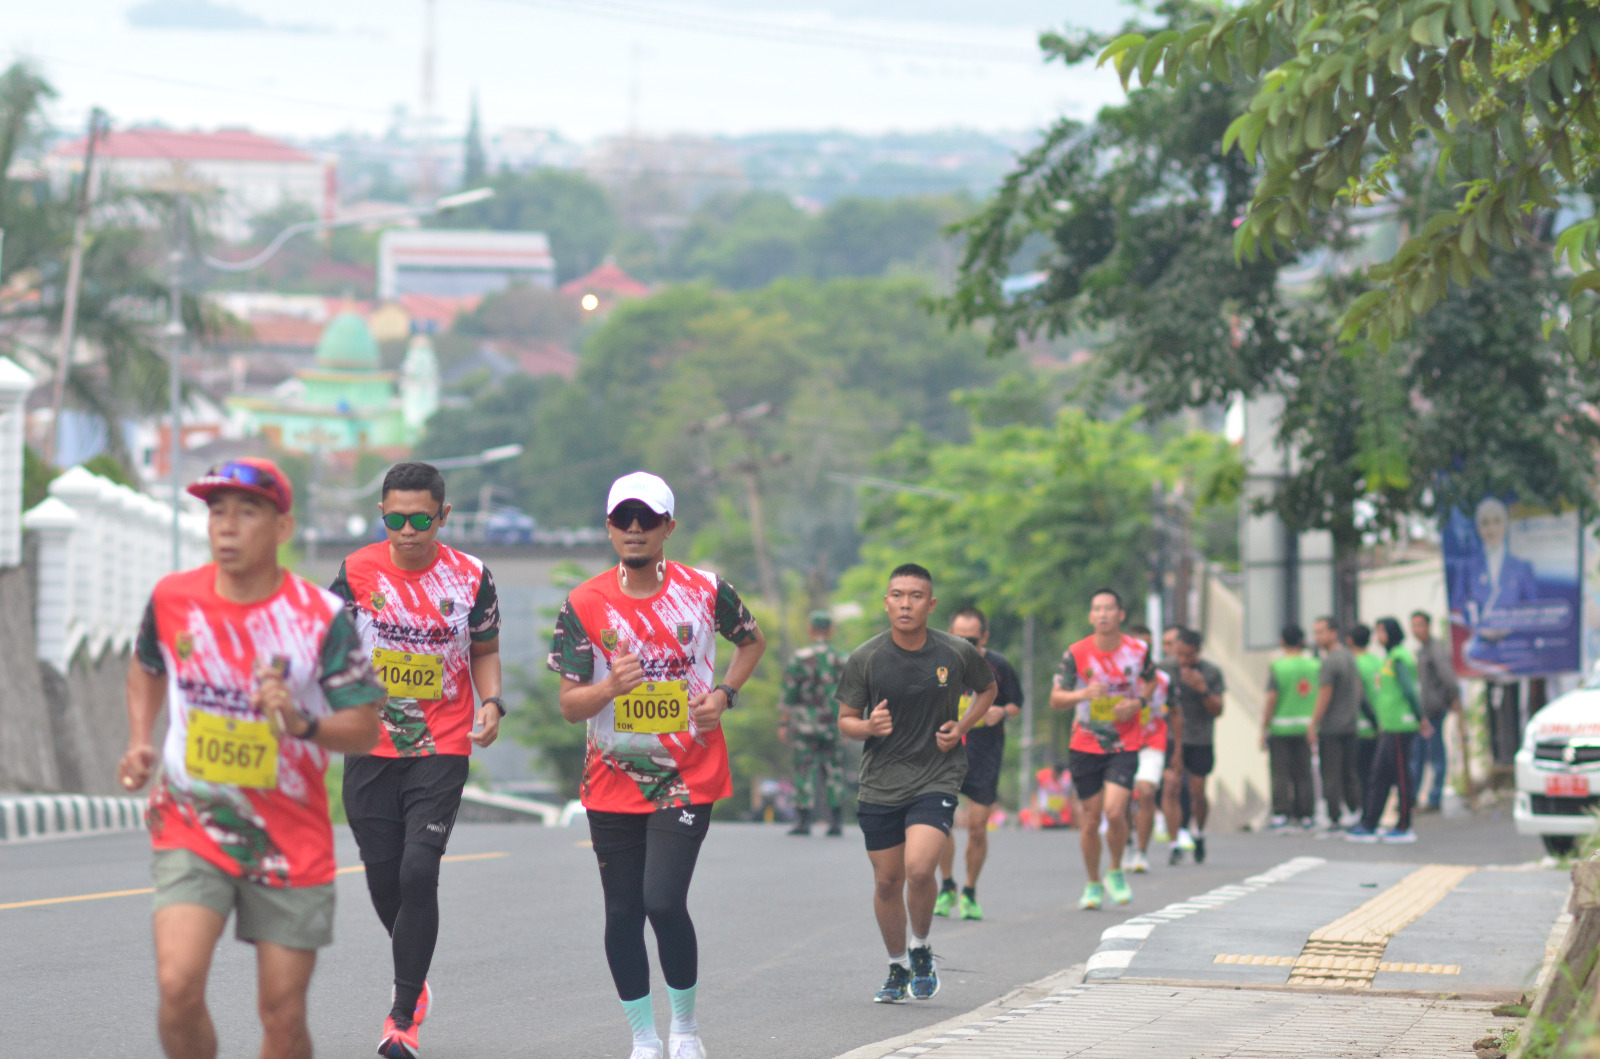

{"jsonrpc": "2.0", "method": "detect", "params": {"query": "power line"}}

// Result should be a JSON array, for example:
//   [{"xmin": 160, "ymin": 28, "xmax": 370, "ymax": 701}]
[{"xmin": 488, "ymin": 0, "xmax": 1042, "ymax": 64}]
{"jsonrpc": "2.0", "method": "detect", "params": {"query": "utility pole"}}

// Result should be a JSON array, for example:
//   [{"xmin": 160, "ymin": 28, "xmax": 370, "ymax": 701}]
[
  {"xmin": 1018, "ymin": 613, "xmax": 1036, "ymax": 820},
  {"xmin": 46, "ymin": 107, "xmax": 107, "ymax": 466},
  {"xmin": 165, "ymin": 244, "xmax": 184, "ymax": 571},
  {"xmin": 418, "ymin": 0, "xmax": 438, "ymax": 200}
]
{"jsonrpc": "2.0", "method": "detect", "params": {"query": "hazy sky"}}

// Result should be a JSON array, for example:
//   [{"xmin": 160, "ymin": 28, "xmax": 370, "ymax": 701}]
[{"xmin": 9, "ymin": 0, "xmax": 1143, "ymax": 142}]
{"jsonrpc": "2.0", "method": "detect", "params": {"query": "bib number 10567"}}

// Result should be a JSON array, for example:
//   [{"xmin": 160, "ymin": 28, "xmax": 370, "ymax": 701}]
[
  {"xmin": 614, "ymin": 681, "xmax": 690, "ymax": 734},
  {"xmin": 185, "ymin": 710, "xmax": 279, "ymax": 788}
]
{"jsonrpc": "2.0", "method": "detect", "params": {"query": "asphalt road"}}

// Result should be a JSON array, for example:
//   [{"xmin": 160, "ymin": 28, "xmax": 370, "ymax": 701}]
[{"xmin": 0, "ymin": 805, "xmax": 1551, "ymax": 1059}]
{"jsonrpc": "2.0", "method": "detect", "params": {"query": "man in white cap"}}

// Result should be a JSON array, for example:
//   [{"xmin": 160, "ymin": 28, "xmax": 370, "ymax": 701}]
[{"xmin": 547, "ymin": 471, "xmax": 766, "ymax": 1059}]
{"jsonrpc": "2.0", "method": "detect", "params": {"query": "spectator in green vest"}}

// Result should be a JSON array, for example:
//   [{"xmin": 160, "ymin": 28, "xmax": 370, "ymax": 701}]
[
  {"xmin": 1347, "ymin": 617, "xmax": 1421, "ymax": 843},
  {"xmin": 1261, "ymin": 624, "xmax": 1320, "ymax": 829},
  {"xmin": 1349, "ymin": 624, "xmax": 1382, "ymax": 798}
]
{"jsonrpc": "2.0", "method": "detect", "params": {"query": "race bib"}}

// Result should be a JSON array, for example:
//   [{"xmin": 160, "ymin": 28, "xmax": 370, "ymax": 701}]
[
  {"xmin": 1089, "ymin": 696, "xmax": 1120, "ymax": 724},
  {"xmin": 186, "ymin": 710, "xmax": 279, "ymax": 788},
  {"xmin": 960, "ymin": 693, "xmax": 984, "ymax": 727},
  {"xmin": 615, "ymin": 680, "xmax": 690, "ymax": 734},
  {"xmin": 373, "ymin": 648, "xmax": 444, "ymax": 700}
]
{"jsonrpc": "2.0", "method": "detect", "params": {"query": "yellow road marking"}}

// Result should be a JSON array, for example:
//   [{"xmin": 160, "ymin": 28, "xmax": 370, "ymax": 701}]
[
  {"xmin": 1, "ymin": 852, "xmax": 508, "ymax": 911},
  {"xmin": 576, "ymin": 840, "xmax": 593, "ymax": 847},
  {"xmin": 1215, "ymin": 864, "xmax": 1475, "ymax": 988}
]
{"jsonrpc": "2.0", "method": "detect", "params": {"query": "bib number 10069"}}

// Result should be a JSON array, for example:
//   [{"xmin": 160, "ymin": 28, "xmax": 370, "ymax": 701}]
[{"xmin": 614, "ymin": 681, "xmax": 690, "ymax": 734}]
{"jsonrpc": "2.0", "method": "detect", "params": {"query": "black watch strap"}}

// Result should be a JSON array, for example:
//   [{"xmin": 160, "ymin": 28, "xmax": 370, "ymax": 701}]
[
  {"xmin": 482, "ymin": 697, "xmax": 506, "ymax": 717},
  {"xmin": 715, "ymin": 684, "xmax": 739, "ymax": 709},
  {"xmin": 297, "ymin": 712, "xmax": 319, "ymax": 741}
]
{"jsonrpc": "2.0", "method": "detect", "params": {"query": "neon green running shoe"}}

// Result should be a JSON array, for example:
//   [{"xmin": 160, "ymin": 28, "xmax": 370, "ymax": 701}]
[
  {"xmin": 1078, "ymin": 881, "xmax": 1104, "ymax": 910},
  {"xmin": 933, "ymin": 887, "xmax": 957, "ymax": 918},
  {"xmin": 1105, "ymin": 868, "xmax": 1133, "ymax": 906},
  {"xmin": 958, "ymin": 892, "xmax": 984, "ymax": 920}
]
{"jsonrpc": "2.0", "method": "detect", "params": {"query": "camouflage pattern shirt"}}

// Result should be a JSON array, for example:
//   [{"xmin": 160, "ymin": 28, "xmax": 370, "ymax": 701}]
[{"xmin": 782, "ymin": 642, "xmax": 844, "ymax": 739}]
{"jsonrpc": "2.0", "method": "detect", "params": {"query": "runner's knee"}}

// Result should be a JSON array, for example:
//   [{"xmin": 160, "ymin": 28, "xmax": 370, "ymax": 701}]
[
  {"xmin": 156, "ymin": 961, "xmax": 207, "ymax": 1014},
  {"xmin": 397, "ymin": 845, "xmax": 442, "ymax": 906}
]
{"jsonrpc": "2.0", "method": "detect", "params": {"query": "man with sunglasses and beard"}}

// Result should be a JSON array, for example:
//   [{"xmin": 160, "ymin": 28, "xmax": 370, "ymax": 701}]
[
  {"xmin": 328, "ymin": 461, "xmax": 504, "ymax": 1059},
  {"xmin": 549, "ymin": 471, "xmax": 764, "ymax": 1059}
]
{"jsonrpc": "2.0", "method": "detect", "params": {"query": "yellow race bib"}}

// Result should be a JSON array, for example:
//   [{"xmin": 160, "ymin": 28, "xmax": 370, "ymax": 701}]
[
  {"xmin": 373, "ymin": 648, "xmax": 444, "ymax": 700},
  {"xmin": 186, "ymin": 710, "xmax": 279, "ymax": 788},
  {"xmin": 960, "ymin": 692, "xmax": 987, "ymax": 728},
  {"xmin": 1089, "ymin": 696, "xmax": 1120, "ymax": 724},
  {"xmin": 614, "ymin": 681, "xmax": 690, "ymax": 734}
]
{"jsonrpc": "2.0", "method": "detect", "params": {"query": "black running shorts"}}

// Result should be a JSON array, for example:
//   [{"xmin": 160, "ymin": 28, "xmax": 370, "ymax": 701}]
[
  {"xmin": 1181, "ymin": 744, "xmax": 1216, "ymax": 778},
  {"xmin": 960, "ymin": 727, "xmax": 1004, "ymax": 807},
  {"xmin": 343, "ymin": 753, "xmax": 470, "ymax": 864},
  {"xmin": 857, "ymin": 791, "xmax": 957, "ymax": 852},
  {"xmin": 1068, "ymin": 748, "xmax": 1137, "ymax": 800}
]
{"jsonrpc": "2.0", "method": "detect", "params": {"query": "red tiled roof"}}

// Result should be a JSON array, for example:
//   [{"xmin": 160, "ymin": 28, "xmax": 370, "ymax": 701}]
[
  {"xmin": 558, "ymin": 262, "xmax": 651, "ymax": 299},
  {"xmin": 502, "ymin": 340, "xmax": 578, "ymax": 380},
  {"xmin": 51, "ymin": 127, "xmax": 316, "ymax": 164},
  {"xmin": 238, "ymin": 315, "xmax": 324, "ymax": 349},
  {"xmin": 398, "ymin": 293, "xmax": 482, "ymax": 328}
]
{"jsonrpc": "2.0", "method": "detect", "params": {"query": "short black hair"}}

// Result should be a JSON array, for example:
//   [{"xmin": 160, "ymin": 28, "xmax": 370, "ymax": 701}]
[
  {"xmin": 951, "ymin": 605, "xmax": 987, "ymax": 634},
  {"xmin": 382, "ymin": 461, "xmax": 446, "ymax": 505},
  {"xmin": 1349, "ymin": 623, "xmax": 1372, "ymax": 648},
  {"xmin": 1281, "ymin": 623, "xmax": 1305, "ymax": 648},
  {"xmin": 888, "ymin": 563, "xmax": 933, "ymax": 588},
  {"xmin": 1313, "ymin": 615, "xmax": 1338, "ymax": 631},
  {"xmin": 1376, "ymin": 616, "xmax": 1405, "ymax": 649},
  {"xmin": 1410, "ymin": 610, "xmax": 1432, "ymax": 625},
  {"xmin": 1128, "ymin": 622, "xmax": 1152, "ymax": 638},
  {"xmin": 1090, "ymin": 587, "xmax": 1124, "ymax": 610},
  {"xmin": 1177, "ymin": 627, "xmax": 1203, "ymax": 649}
]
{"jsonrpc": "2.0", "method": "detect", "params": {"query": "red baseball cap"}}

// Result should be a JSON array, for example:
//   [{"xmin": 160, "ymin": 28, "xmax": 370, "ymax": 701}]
[{"xmin": 187, "ymin": 458, "xmax": 294, "ymax": 513}]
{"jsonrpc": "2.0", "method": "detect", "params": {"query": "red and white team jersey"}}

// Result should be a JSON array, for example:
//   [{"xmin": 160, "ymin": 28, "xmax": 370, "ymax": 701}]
[
  {"xmin": 1056, "ymin": 633, "xmax": 1152, "ymax": 755},
  {"xmin": 1140, "ymin": 666, "xmax": 1172, "ymax": 753},
  {"xmin": 548, "ymin": 561, "xmax": 759, "ymax": 813},
  {"xmin": 135, "ymin": 567, "xmax": 383, "ymax": 888},
  {"xmin": 330, "ymin": 542, "xmax": 500, "ymax": 758}
]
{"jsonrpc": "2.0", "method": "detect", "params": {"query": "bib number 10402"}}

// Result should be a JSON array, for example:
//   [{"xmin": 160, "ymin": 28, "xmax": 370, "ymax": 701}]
[
  {"xmin": 614, "ymin": 681, "xmax": 690, "ymax": 734},
  {"xmin": 373, "ymin": 648, "xmax": 443, "ymax": 700}
]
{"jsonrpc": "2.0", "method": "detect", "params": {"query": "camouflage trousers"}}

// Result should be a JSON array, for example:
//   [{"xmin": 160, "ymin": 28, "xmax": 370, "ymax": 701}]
[{"xmin": 792, "ymin": 735, "xmax": 847, "ymax": 811}]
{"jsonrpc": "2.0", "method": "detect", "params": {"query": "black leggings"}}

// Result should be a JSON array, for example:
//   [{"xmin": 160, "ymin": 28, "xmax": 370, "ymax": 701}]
[
  {"xmin": 588, "ymin": 804, "xmax": 713, "ymax": 1002},
  {"xmin": 364, "ymin": 844, "xmax": 444, "ymax": 1001},
  {"xmin": 1360, "ymin": 732, "xmax": 1417, "ymax": 833}
]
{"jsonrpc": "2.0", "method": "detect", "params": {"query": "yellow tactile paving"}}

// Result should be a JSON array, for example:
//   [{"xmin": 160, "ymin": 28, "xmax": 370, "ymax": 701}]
[{"xmin": 1216, "ymin": 864, "xmax": 1474, "ymax": 989}]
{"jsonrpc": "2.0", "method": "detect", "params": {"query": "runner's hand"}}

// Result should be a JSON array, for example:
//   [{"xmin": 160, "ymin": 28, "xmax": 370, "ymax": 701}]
[
  {"xmin": 607, "ymin": 652, "xmax": 645, "ymax": 696},
  {"xmin": 470, "ymin": 701, "xmax": 501, "ymax": 747},
  {"xmin": 1181, "ymin": 666, "xmax": 1207, "ymax": 692},
  {"xmin": 1112, "ymin": 697, "xmax": 1141, "ymax": 723},
  {"xmin": 118, "ymin": 743, "xmax": 157, "ymax": 791},
  {"xmin": 689, "ymin": 688, "xmax": 730, "ymax": 731},
  {"xmin": 252, "ymin": 667, "xmax": 296, "ymax": 734},
  {"xmin": 935, "ymin": 720, "xmax": 961, "ymax": 752},
  {"xmin": 867, "ymin": 700, "xmax": 893, "ymax": 737},
  {"xmin": 983, "ymin": 705, "xmax": 1007, "ymax": 726},
  {"xmin": 1083, "ymin": 681, "xmax": 1110, "ymax": 701}
]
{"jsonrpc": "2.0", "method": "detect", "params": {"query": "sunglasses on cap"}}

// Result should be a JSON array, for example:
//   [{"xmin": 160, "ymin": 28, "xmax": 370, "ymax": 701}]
[
  {"xmin": 608, "ymin": 503, "xmax": 668, "ymax": 531},
  {"xmin": 209, "ymin": 461, "xmax": 278, "ymax": 491},
  {"xmin": 382, "ymin": 510, "xmax": 443, "ymax": 532}
]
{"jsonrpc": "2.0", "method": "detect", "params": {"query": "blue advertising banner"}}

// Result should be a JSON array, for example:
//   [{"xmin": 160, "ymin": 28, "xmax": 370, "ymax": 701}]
[{"xmin": 1444, "ymin": 499, "xmax": 1582, "ymax": 678}]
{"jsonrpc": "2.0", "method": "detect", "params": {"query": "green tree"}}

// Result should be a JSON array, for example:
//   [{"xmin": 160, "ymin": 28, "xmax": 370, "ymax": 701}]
[
  {"xmin": 439, "ymin": 169, "xmax": 619, "ymax": 284},
  {"xmin": 1099, "ymin": 0, "xmax": 1600, "ymax": 359},
  {"xmin": 666, "ymin": 191, "xmax": 807, "ymax": 290}
]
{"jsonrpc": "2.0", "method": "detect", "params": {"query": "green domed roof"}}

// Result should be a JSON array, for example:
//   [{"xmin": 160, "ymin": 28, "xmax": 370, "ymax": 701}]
[{"xmin": 315, "ymin": 312, "xmax": 379, "ymax": 369}]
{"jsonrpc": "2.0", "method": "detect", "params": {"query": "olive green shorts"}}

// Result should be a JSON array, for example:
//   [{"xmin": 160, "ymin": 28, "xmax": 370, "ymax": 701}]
[{"xmin": 151, "ymin": 848, "xmax": 335, "ymax": 951}]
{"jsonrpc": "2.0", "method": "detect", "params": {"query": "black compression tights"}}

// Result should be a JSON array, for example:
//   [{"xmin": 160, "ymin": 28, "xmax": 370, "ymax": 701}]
[
  {"xmin": 364, "ymin": 843, "xmax": 444, "ymax": 1024},
  {"xmin": 592, "ymin": 815, "xmax": 709, "ymax": 1002}
]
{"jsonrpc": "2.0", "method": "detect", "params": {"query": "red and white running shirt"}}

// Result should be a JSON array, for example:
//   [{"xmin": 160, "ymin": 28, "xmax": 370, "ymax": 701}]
[
  {"xmin": 1055, "ymin": 633, "xmax": 1152, "ymax": 755},
  {"xmin": 330, "ymin": 542, "xmax": 499, "ymax": 757},
  {"xmin": 135, "ymin": 566, "xmax": 384, "ymax": 888},
  {"xmin": 547, "ymin": 562, "xmax": 760, "ymax": 813}
]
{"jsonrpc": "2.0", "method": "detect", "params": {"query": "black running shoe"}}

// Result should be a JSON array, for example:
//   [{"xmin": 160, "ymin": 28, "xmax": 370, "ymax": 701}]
[
  {"xmin": 1193, "ymin": 836, "xmax": 1207, "ymax": 864},
  {"xmin": 1168, "ymin": 845, "xmax": 1184, "ymax": 866},
  {"xmin": 909, "ymin": 946, "xmax": 939, "ymax": 999},
  {"xmin": 874, "ymin": 963, "xmax": 911, "ymax": 1003}
]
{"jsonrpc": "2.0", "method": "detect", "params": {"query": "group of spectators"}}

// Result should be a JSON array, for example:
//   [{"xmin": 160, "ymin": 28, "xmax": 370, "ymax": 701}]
[{"xmin": 1262, "ymin": 612, "xmax": 1461, "ymax": 843}]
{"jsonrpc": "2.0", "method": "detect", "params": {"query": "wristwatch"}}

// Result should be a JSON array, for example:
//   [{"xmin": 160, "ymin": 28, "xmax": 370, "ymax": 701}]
[
  {"xmin": 293, "ymin": 711, "xmax": 319, "ymax": 741},
  {"xmin": 715, "ymin": 684, "xmax": 739, "ymax": 710},
  {"xmin": 481, "ymin": 696, "xmax": 506, "ymax": 717}
]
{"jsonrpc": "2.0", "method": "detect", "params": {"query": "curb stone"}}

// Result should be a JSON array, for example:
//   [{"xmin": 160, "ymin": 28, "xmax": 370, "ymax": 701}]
[
  {"xmin": 1083, "ymin": 854, "xmax": 1326, "ymax": 980},
  {"xmin": 0, "ymin": 793, "xmax": 148, "ymax": 842}
]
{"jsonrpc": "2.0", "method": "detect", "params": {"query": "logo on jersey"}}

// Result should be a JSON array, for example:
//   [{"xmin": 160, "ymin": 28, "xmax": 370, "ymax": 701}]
[
  {"xmin": 676, "ymin": 622, "xmax": 692, "ymax": 645},
  {"xmin": 370, "ymin": 591, "xmax": 386, "ymax": 611},
  {"xmin": 601, "ymin": 629, "xmax": 619, "ymax": 652},
  {"xmin": 937, "ymin": 666, "xmax": 949, "ymax": 685},
  {"xmin": 438, "ymin": 598, "xmax": 455, "ymax": 616},
  {"xmin": 175, "ymin": 632, "xmax": 194, "ymax": 661},
  {"xmin": 1297, "ymin": 678, "xmax": 1312, "ymax": 696}
]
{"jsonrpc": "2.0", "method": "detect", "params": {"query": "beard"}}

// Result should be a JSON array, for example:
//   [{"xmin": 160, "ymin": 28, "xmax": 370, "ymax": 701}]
[{"xmin": 621, "ymin": 555, "xmax": 654, "ymax": 570}]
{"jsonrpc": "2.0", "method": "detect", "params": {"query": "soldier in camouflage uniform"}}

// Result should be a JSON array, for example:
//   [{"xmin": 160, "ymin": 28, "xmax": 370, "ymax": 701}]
[{"xmin": 783, "ymin": 611, "xmax": 848, "ymax": 836}]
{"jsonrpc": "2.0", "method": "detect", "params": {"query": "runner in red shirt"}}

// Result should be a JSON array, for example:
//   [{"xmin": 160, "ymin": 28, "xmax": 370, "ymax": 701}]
[
  {"xmin": 328, "ymin": 461, "xmax": 504, "ymax": 1059},
  {"xmin": 118, "ymin": 458, "xmax": 383, "ymax": 1059},
  {"xmin": 1049, "ymin": 588, "xmax": 1154, "ymax": 910},
  {"xmin": 548, "ymin": 472, "xmax": 765, "ymax": 1059},
  {"xmin": 1126, "ymin": 624, "xmax": 1171, "ymax": 874}
]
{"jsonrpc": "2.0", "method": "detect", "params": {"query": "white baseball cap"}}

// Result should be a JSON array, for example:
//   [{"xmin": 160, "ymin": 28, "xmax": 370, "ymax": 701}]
[{"xmin": 606, "ymin": 471, "xmax": 675, "ymax": 518}]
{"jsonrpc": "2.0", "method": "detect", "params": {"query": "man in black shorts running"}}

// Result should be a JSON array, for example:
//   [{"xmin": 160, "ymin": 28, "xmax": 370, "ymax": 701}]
[
  {"xmin": 934, "ymin": 606, "xmax": 1021, "ymax": 921},
  {"xmin": 838, "ymin": 564, "xmax": 997, "ymax": 1003},
  {"xmin": 1166, "ymin": 627, "xmax": 1225, "ymax": 864}
]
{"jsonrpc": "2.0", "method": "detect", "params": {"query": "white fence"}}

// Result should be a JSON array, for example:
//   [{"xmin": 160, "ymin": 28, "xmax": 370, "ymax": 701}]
[
  {"xmin": 22, "ymin": 467, "xmax": 209, "ymax": 670},
  {"xmin": 0, "ymin": 358, "xmax": 31, "ymax": 568}
]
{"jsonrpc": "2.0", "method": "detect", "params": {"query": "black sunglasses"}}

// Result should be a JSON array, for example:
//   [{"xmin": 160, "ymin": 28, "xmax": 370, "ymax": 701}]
[
  {"xmin": 608, "ymin": 504, "xmax": 667, "ymax": 531},
  {"xmin": 382, "ymin": 510, "xmax": 442, "ymax": 531}
]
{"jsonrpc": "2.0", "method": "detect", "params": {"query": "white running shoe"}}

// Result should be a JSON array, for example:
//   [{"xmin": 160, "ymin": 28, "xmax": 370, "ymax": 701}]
[
  {"xmin": 630, "ymin": 1043, "xmax": 664, "ymax": 1059},
  {"xmin": 668, "ymin": 1033, "xmax": 708, "ymax": 1059},
  {"xmin": 1126, "ymin": 848, "xmax": 1150, "ymax": 873},
  {"xmin": 1175, "ymin": 827, "xmax": 1195, "ymax": 851}
]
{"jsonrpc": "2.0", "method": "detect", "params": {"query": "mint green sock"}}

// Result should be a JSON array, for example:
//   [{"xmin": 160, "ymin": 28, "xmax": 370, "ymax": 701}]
[
  {"xmin": 621, "ymin": 994, "xmax": 659, "ymax": 1048},
  {"xmin": 667, "ymin": 983, "xmax": 697, "ymax": 1036}
]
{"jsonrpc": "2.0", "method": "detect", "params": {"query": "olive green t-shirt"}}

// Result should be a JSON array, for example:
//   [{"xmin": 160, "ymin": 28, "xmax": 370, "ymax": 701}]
[{"xmin": 836, "ymin": 628, "xmax": 995, "ymax": 807}]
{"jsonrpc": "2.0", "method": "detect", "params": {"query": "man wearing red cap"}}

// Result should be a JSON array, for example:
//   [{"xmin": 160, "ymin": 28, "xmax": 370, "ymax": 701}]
[
  {"xmin": 119, "ymin": 458, "xmax": 385, "ymax": 1059},
  {"xmin": 548, "ymin": 471, "xmax": 766, "ymax": 1059}
]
